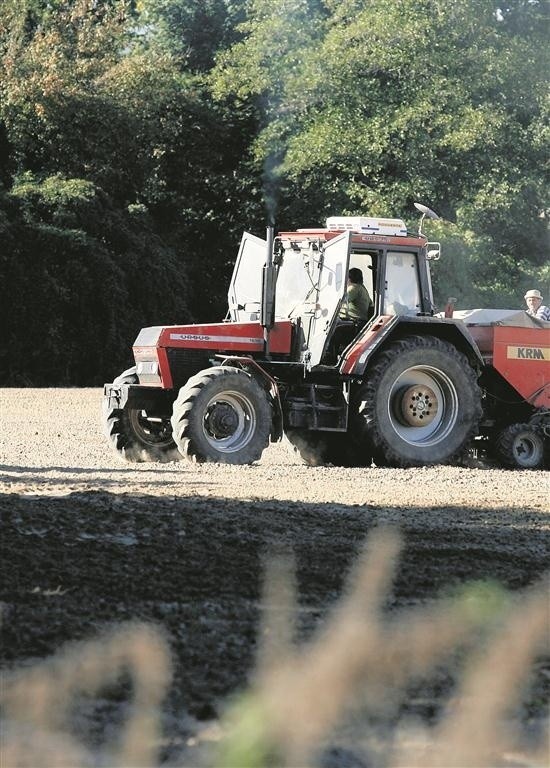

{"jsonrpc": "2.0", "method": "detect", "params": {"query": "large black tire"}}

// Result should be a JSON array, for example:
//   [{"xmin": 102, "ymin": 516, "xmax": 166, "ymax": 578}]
[
  {"xmin": 284, "ymin": 429, "xmax": 361, "ymax": 467},
  {"xmin": 102, "ymin": 367, "xmax": 181, "ymax": 463},
  {"xmin": 494, "ymin": 423, "xmax": 546, "ymax": 469},
  {"xmin": 354, "ymin": 336, "xmax": 482, "ymax": 467},
  {"xmin": 171, "ymin": 366, "xmax": 272, "ymax": 464}
]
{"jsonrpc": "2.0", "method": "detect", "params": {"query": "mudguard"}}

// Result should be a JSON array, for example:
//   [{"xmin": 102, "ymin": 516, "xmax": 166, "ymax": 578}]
[{"xmin": 340, "ymin": 315, "xmax": 484, "ymax": 376}]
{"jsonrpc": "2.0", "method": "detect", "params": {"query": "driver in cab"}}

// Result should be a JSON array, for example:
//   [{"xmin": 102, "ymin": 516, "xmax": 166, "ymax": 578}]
[{"xmin": 339, "ymin": 267, "xmax": 372, "ymax": 325}]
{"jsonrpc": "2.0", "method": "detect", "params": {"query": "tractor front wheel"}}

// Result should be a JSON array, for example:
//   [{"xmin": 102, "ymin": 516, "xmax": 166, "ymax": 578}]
[
  {"xmin": 355, "ymin": 336, "xmax": 481, "ymax": 467},
  {"xmin": 171, "ymin": 366, "xmax": 272, "ymax": 464},
  {"xmin": 102, "ymin": 367, "xmax": 181, "ymax": 463},
  {"xmin": 494, "ymin": 423, "xmax": 546, "ymax": 469}
]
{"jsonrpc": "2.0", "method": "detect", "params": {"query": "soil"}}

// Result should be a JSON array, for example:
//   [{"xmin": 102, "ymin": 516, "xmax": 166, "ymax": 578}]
[{"xmin": 1, "ymin": 388, "xmax": 549, "ymax": 766}]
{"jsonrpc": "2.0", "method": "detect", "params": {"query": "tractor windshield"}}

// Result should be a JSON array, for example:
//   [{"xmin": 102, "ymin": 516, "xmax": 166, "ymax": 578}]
[
  {"xmin": 229, "ymin": 232, "xmax": 350, "ymax": 326},
  {"xmin": 228, "ymin": 231, "xmax": 352, "ymax": 366},
  {"xmin": 273, "ymin": 244, "xmax": 318, "ymax": 319},
  {"xmin": 228, "ymin": 233, "xmax": 321, "ymax": 323}
]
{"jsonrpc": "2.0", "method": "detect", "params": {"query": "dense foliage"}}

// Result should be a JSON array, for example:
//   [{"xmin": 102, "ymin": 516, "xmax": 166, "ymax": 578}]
[{"xmin": 1, "ymin": 0, "xmax": 548, "ymax": 384}]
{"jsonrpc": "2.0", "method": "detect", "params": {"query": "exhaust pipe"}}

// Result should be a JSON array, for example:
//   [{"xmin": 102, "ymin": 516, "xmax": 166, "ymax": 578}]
[{"xmin": 261, "ymin": 225, "xmax": 276, "ymax": 357}]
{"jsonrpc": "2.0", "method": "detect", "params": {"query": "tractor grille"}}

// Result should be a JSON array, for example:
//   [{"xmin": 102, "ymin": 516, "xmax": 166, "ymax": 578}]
[{"xmin": 166, "ymin": 348, "xmax": 212, "ymax": 388}]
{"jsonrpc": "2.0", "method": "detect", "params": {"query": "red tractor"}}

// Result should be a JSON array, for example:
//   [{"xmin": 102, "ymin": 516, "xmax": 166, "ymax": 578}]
[{"xmin": 103, "ymin": 205, "xmax": 549, "ymax": 469}]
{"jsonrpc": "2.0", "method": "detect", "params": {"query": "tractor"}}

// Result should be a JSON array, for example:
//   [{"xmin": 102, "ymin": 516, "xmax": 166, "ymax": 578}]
[{"xmin": 102, "ymin": 204, "xmax": 549, "ymax": 469}]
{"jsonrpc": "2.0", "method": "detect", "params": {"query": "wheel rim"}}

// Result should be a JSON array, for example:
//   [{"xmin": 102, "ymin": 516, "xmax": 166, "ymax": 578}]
[
  {"xmin": 129, "ymin": 409, "xmax": 174, "ymax": 449},
  {"xmin": 512, "ymin": 432, "xmax": 543, "ymax": 467},
  {"xmin": 399, "ymin": 384, "xmax": 438, "ymax": 426},
  {"xmin": 387, "ymin": 365, "xmax": 459, "ymax": 446},
  {"xmin": 202, "ymin": 390, "xmax": 257, "ymax": 453}
]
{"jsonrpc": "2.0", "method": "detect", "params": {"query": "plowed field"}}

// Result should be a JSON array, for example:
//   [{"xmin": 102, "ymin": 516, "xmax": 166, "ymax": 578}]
[{"xmin": 1, "ymin": 388, "xmax": 548, "ymax": 766}]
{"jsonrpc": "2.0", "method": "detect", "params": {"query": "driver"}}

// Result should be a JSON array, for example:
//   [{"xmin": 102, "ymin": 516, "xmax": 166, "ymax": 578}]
[{"xmin": 339, "ymin": 268, "xmax": 372, "ymax": 324}]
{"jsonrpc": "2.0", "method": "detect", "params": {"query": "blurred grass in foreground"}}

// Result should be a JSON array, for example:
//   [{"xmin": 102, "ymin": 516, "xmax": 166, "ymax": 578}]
[{"xmin": 1, "ymin": 528, "xmax": 548, "ymax": 767}]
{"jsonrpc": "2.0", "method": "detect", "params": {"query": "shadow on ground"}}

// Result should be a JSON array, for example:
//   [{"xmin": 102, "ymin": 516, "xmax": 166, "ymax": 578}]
[{"xmin": 1, "ymin": 491, "xmax": 548, "ymax": 762}]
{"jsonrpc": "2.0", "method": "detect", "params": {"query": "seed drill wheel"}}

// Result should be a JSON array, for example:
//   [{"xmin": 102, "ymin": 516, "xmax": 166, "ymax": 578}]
[
  {"xmin": 102, "ymin": 367, "xmax": 181, "ymax": 462},
  {"xmin": 171, "ymin": 366, "xmax": 272, "ymax": 464},
  {"xmin": 494, "ymin": 423, "xmax": 546, "ymax": 469},
  {"xmin": 355, "ymin": 335, "xmax": 482, "ymax": 467}
]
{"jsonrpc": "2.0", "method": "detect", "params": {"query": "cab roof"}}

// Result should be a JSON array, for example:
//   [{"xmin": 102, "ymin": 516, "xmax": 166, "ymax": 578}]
[{"xmin": 277, "ymin": 228, "xmax": 427, "ymax": 249}]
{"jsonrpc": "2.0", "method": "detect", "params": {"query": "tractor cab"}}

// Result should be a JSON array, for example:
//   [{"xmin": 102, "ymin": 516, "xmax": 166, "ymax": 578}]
[{"xmin": 228, "ymin": 216, "xmax": 435, "ymax": 369}]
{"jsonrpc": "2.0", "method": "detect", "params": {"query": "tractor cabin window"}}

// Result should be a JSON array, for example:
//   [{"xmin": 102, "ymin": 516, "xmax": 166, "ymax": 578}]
[
  {"xmin": 384, "ymin": 252, "xmax": 420, "ymax": 316},
  {"xmin": 349, "ymin": 252, "xmax": 375, "ymax": 303}
]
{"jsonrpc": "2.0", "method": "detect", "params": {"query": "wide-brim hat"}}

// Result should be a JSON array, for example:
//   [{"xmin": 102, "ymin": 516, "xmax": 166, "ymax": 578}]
[{"xmin": 524, "ymin": 289, "xmax": 543, "ymax": 300}]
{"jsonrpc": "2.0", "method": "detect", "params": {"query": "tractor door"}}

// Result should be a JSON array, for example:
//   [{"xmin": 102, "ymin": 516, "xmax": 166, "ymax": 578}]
[
  {"xmin": 228, "ymin": 232, "xmax": 266, "ymax": 322},
  {"xmin": 307, "ymin": 231, "xmax": 352, "ymax": 367}
]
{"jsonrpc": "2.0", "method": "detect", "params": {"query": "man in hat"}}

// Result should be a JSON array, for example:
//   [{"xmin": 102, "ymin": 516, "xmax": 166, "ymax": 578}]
[{"xmin": 524, "ymin": 289, "xmax": 550, "ymax": 320}]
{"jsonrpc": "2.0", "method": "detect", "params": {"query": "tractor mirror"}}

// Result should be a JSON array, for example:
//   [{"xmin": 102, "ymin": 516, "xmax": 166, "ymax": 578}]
[
  {"xmin": 414, "ymin": 202, "xmax": 441, "ymax": 236},
  {"xmin": 414, "ymin": 202, "xmax": 440, "ymax": 220}
]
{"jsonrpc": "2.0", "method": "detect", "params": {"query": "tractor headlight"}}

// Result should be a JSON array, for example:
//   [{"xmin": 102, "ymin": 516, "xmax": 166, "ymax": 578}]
[
  {"xmin": 136, "ymin": 361, "xmax": 159, "ymax": 376},
  {"xmin": 136, "ymin": 360, "xmax": 161, "ymax": 385}
]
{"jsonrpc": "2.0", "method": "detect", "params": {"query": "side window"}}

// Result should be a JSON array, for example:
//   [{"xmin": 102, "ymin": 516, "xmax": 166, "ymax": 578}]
[
  {"xmin": 384, "ymin": 252, "xmax": 420, "ymax": 315},
  {"xmin": 348, "ymin": 252, "xmax": 374, "ymax": 301}
]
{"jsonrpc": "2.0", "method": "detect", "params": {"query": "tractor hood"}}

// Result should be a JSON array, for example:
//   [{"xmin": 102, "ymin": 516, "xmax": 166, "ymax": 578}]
[{"xmin": 134, "ymin": 320, "xmax": 293, "ymax": 355}]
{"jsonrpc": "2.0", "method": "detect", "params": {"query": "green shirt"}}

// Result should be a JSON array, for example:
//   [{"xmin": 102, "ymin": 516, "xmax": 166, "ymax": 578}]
[{"xmin": 340, "ymin": 282, "xmax": 372, "ymax": 322}]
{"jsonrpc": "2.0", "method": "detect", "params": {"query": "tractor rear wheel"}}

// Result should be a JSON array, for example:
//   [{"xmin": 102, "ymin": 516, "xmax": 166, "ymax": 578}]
[
  {"xmin": 171, "ymin": 366, "xmax": 272, "ymax": 464},
  {"xmin": 355, "ymin": 336, "xmax": 481, "ymax": 467},
  {"xmin": 102, "ymin": 367, "xmax": 181, "ymax": 462},
  {"xmin": 494, "ymin": 423, "xmax": 545, "ymax": 469}
]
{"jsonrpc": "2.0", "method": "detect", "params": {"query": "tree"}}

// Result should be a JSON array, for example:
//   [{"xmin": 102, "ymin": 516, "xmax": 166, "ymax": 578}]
[
  {"xmin": 0, "ymin": 0, "xmax": 198, "ymax": 383},
  {"xmin": 212, "ymin": 0, "xmax": 549, "ymax": 305},
  {"xmin": 0, "ymin": 173, "xmax": 190, "ymax": 385},
  {"xmin": 211, "ymin": 0, "xmax": 329, "ymax": 225},
  {"xmin": 136, "ymin": 0, "xmax": 248, "ymax": 72},
  {"xmin": 0, "ymin": 0, "xmax": 255, "ymax": 384}
]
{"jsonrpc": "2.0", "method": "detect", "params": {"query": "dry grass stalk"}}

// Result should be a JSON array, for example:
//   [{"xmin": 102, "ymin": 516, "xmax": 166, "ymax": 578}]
[
  {"xmin": 256, "ymin": 527, "xmax": 401, "ymax": 759},
  {"xmin": 1, "ymin": 623, "xmax": 171, "ymax": 767},
  {"xmin": 257, "ymin": 552, "xmax": 296, "ymax": 676},
  {"xmin": 396, "ymin": 583, "xmax": 550, "ymax": 768},
  {"xmin": 232, "ymin": 527, "xmax": 549, "ymax": 768}
]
